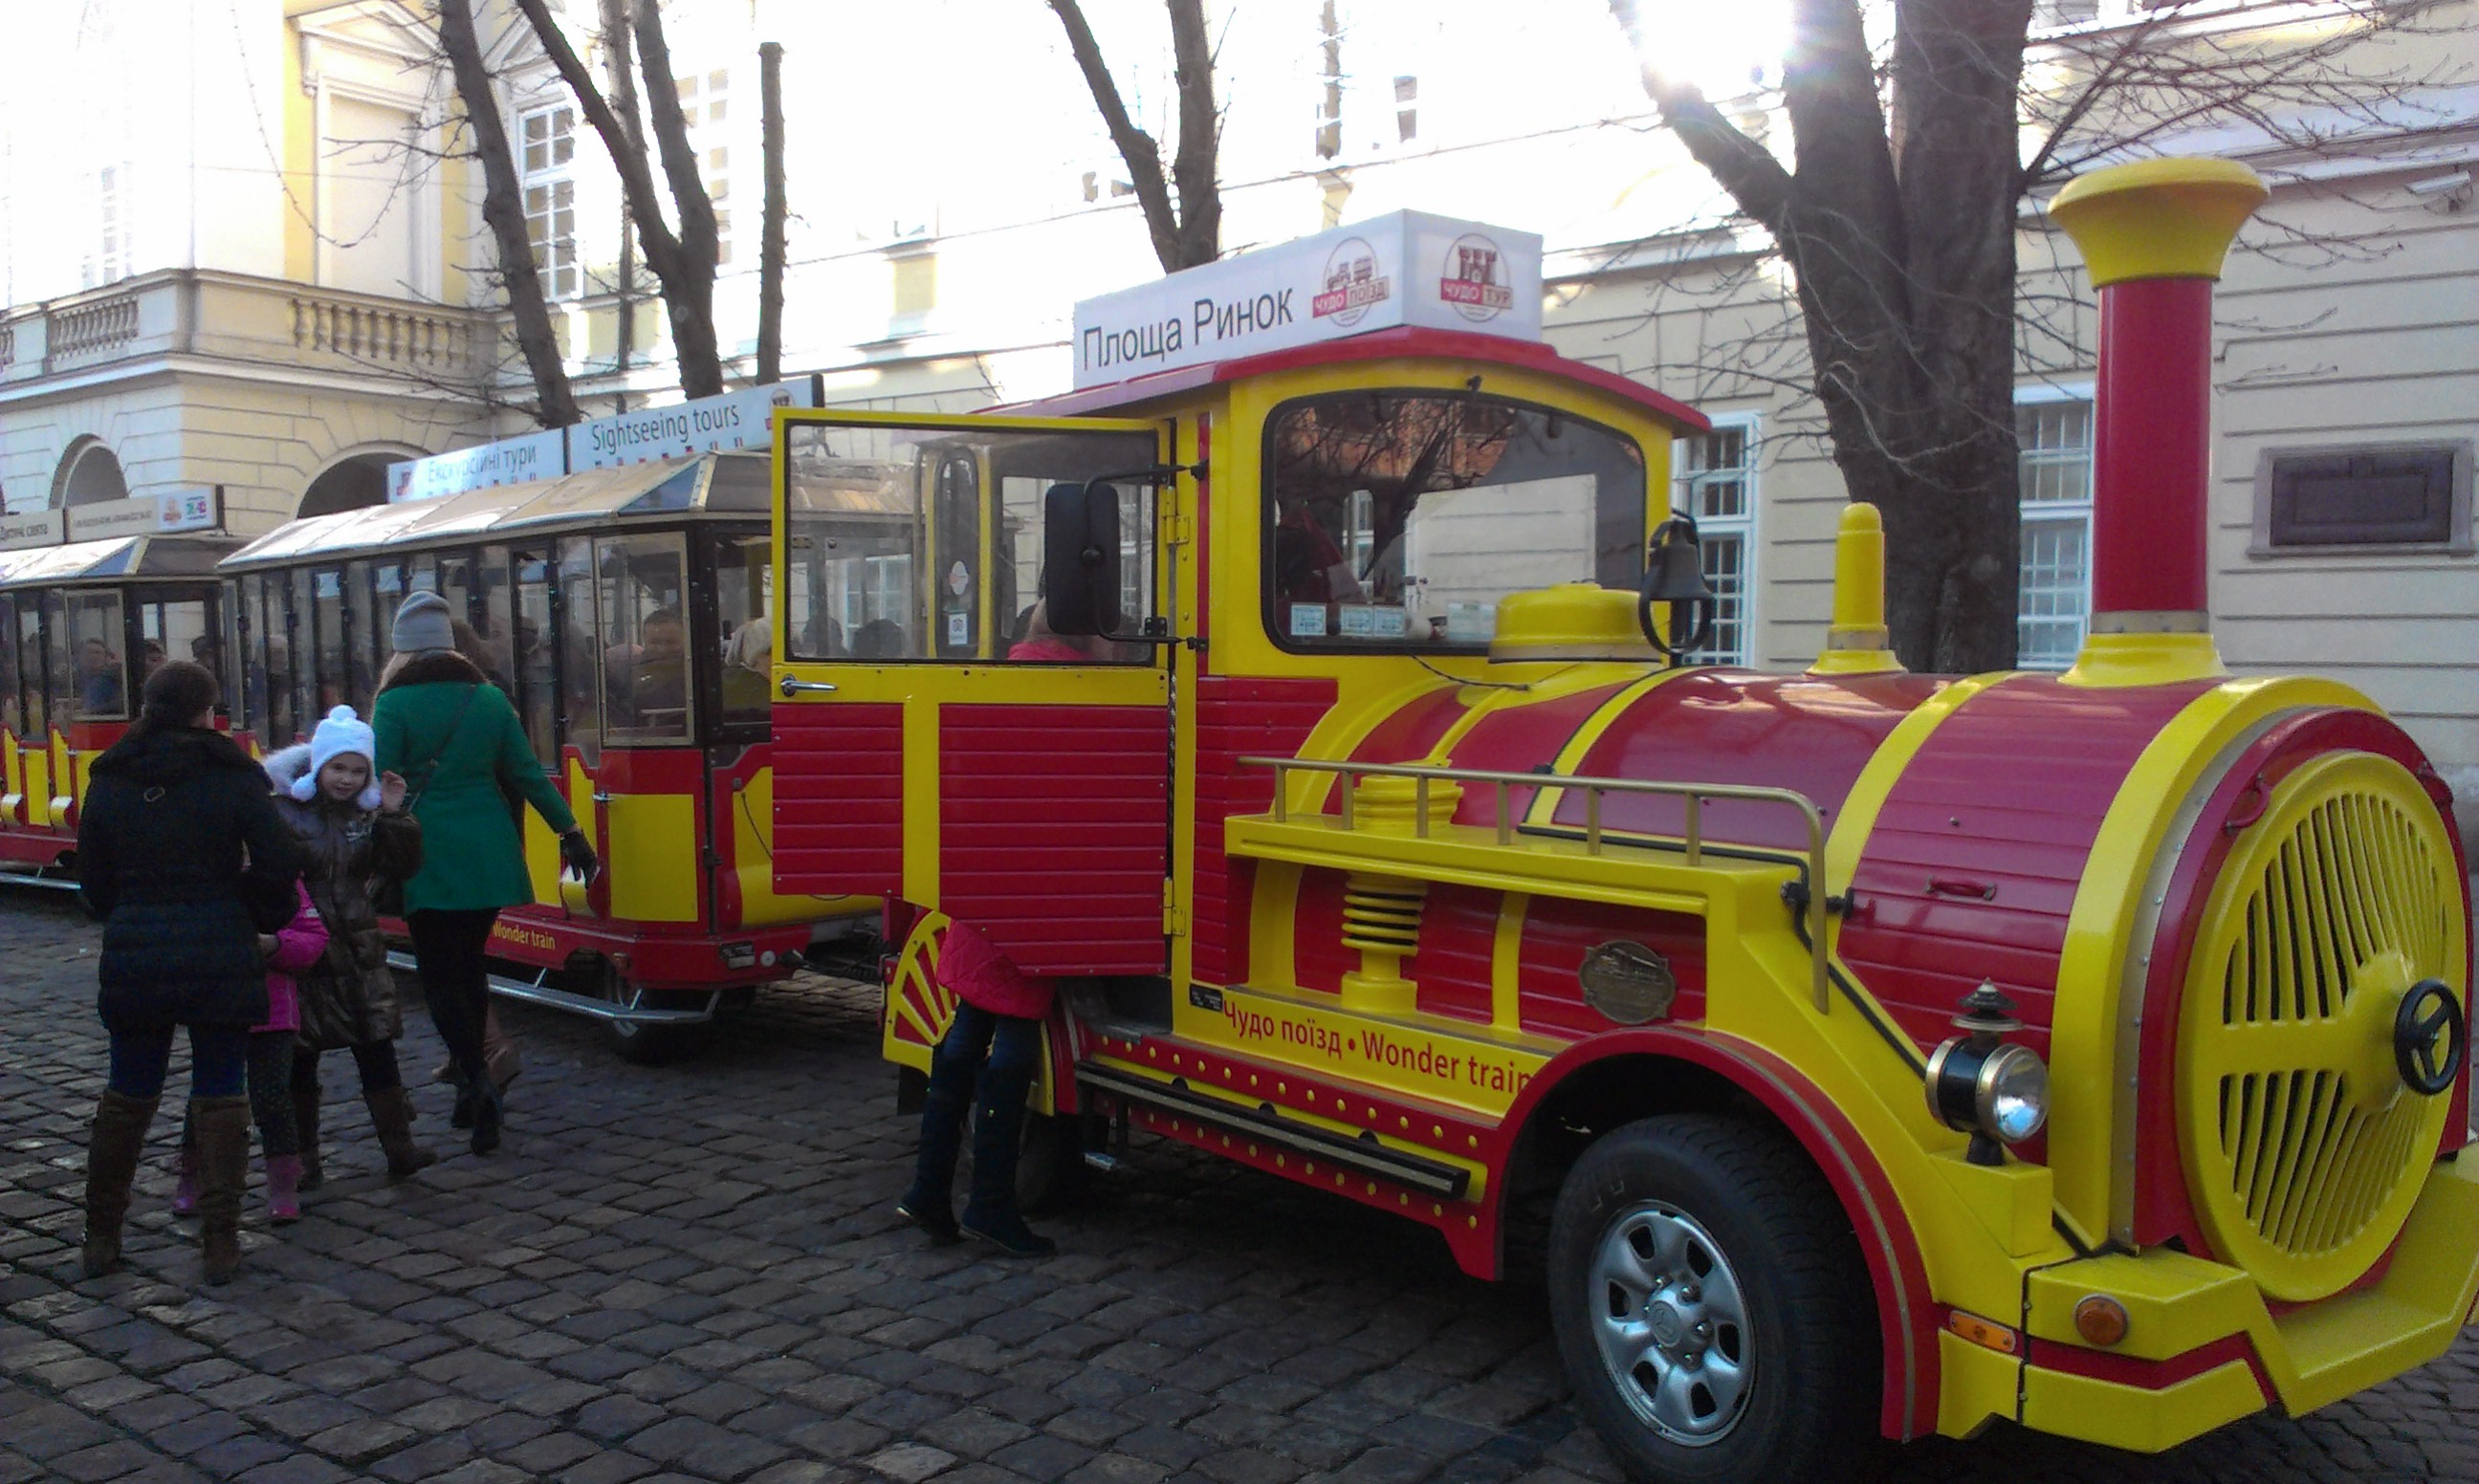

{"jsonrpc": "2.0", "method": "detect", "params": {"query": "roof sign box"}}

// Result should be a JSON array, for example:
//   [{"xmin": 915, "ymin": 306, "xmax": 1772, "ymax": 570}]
[
  {"xmin": 58, "ymin": 488, "xmax": 225, "ymax": 544},
  {"xmin": 0, "ymin": 508, "xmax": 66, "ymax": 554},
  {"xmin": 388, "ymin": 429, "xmax": 566, "ymax": 504},
  {"xmin": 567, "ymin": 379, "xmax": 820, "ymax": 471},
  {"xmin": 1070, "ymin": 210, "xmax": 1545, "ymax": 390}
]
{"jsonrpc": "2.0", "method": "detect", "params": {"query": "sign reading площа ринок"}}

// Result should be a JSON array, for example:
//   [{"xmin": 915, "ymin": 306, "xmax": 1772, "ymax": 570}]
[{"xmin": 1068, "ymin": 210, "xmax": 1544, "ymax": 390}]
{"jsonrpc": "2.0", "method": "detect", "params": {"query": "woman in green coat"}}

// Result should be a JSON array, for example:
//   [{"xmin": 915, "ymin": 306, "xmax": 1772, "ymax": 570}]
[{"xmin": 374, "ymin": 592, "xmax": 597, "ymax": 1155}]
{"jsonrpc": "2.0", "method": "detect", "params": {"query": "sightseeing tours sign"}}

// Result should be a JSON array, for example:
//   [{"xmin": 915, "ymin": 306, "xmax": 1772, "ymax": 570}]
[
  {"xmin": 385, "ymin": 377, "xmax": 823, "ymax": 501},
  {"xmin": 1069, "ymin": 210, "xmax": 1546, "ymax": 390}
]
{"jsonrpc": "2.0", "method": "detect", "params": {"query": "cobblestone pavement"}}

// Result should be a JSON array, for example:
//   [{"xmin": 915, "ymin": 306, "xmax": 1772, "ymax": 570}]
[{"xmin": 3, "ymin": 889, "xmax": 2474, "ymax": 1484}]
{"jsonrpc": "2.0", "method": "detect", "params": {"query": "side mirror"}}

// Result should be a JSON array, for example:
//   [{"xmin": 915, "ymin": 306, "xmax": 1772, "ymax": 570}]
[{"xmin": 1042, "ymin": 482, "xmax": 1122, "ymax": 635}]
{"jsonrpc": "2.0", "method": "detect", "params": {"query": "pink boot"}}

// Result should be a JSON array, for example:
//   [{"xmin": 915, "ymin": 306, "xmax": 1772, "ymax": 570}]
[
  {"xmin": 170, "ymin": 1143, "xmax": 200, "ymax": 1216},
  {"xmin": 265, "ymin": 1155, "xmax": 302, "ymax": 1225}
]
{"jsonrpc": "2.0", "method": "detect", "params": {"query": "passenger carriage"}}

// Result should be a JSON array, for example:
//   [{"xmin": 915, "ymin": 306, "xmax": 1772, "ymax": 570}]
[
  {"xmin": 219, "ymin": 450, "xmax": 869, "ymax": 1060},
  {"xmin": 1, "ymin": 533, "xmax": 239, "ymax": 886},
  {"xmin": 766, "ymin": 169, "xmax": 2479, "ymax": 1482}
]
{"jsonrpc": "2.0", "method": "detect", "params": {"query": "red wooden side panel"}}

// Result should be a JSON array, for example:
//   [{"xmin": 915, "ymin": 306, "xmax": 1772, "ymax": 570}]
[
  {"xmin": 1405, "ymin": 884, "xmax": 1500, "ymax": 1024},
  {"xmin": 771, "ymin": 701, "xmax": 904, "ymax": 897},
  {"xmin": 1836, "ymin": 677, "xmax": 2213, "ymax": 1057},
  {"xmin": 940, "ymin": 703, "xmax": 1169, "ymax": 975},
  {"xmin": 1192, "ymin": 676, "xmax": 1334, "ymax": 985}
]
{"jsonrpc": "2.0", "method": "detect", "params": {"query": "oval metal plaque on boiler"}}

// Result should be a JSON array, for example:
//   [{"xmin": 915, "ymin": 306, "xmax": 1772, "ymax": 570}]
[{"xmin": 1578, "ymin": 940, "xmax": 1678, "ymax": 1024}]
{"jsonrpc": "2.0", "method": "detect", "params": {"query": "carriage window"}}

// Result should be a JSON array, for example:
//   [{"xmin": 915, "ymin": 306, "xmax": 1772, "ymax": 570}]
[
  {"xmin": 557, "ymin": 536, "xmax": 601, "ymax": 765},
  {"xmin": 17, "ymin": 599, "xmax": 50, "ymax": 736},
  {"xmin": 716, "ymin": 533, "xmax": 773, "ymax": 728},
  {"xmin": 1263, "ymin": 393, "xmax": 1647, "ymax": 649},
  {"xmin": 370, "ymin": 559, "xmax": 406, "ymax": 683},
  {"xmin": 135, "ymin": 595, "xmax": 214, "ymax": 697},
  {"xmin": 780, "ymin": 420, "xmax": 1160, "ymax": 663},
  {"xmin": 515, "ymin": 551, "xmax": 559, "ymax": 764},
  {"xmin": 0, "ymin": 596, "xmax": 21, "ymax": 737},
  {"xmin": 220, "ymin": 584, "xmax": 249, "ymax": 731},
  {"xmin": 596, "ymin": 533, "xmax": 691, "ymax": 745},
  {"xmin": 340, "ymin": 560, "xmax": 372, "ymax": 709},
  {"xmin": 254, "ymin": 577, "xmax": 295, "ymax": 745},
  {"xmin": 66, "ymin": 591, "xmax": 129, "ymax": 720},
  {"xmin": 287, "ymin": 570, "xmax": 318, "ymax": 738},
  {"xmin": 311, "ymin": 569, "xmax": 348, "ymax": 715},
  {"xmin": 475, "ymin": 546, "xmax": 517, "ymax": 699}
]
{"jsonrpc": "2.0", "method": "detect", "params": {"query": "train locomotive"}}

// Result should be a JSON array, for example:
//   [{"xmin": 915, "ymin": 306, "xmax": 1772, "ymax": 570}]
[{"xmin": 764, "ymin": 158, "xmax": 2477, "ymax": 1482}]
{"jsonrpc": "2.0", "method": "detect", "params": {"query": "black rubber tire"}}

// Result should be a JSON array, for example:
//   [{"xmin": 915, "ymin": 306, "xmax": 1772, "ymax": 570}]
[
  {"xmin": 1546, "ymin": 1113, "xmax": 1877, "ymax": 1484},
  {"xmin": 598, "ymin": 971, "xmax": 712, "ymax": 1066}
]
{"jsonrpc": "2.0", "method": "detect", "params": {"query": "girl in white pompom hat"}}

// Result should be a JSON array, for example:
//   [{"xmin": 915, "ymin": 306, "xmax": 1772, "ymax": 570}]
[{"xmin": 261, "ymin": 705, "xmax": 434, "ymax": 1192}]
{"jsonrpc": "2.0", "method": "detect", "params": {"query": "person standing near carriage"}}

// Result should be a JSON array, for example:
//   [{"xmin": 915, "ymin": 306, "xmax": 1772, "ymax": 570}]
[
  {"xmin": 267, "ymin": 705, "xmax": 435, "ymax": 1188},
  {"xmin": 74, "ymin": 660, "xmax": 304, "ymax": 1284},
  {"xmin": 374, "ymin": 592, "xmax": 597, "ymax": 1156}
]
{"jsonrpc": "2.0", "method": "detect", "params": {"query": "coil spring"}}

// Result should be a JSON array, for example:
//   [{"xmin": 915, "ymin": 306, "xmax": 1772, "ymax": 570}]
[{"xmin": 1342, "ymin": 872, "xmax": 1426, "ymax": 954}]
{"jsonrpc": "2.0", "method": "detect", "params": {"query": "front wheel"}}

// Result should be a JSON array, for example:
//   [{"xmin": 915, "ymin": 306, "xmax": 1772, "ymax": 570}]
[{"xmin": 1546, "ymin": 1113, "xmax": 1877, "ymax": 1484}]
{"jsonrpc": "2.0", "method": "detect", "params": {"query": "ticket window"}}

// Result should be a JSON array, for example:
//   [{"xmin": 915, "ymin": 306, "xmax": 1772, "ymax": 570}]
[
  {"xmin": 515, "ymin": 550, "xmax": 560, "ymax": 765},
  {"xmin": 557, "ymin": 537, "xmax": 601, "ymax": 766},
  {"xmin": 596, "ymin": 532, "xmax": 692, "ymax": 747},
  {"xmin": 714, "ymin": 531, "xmax": 773, "ymax": 732}
]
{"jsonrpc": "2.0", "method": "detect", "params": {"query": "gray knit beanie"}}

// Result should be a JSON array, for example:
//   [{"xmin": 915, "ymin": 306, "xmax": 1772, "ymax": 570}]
[{"xmin": 392, "ymin": 591, "xmax": 455, "ymax": 656}]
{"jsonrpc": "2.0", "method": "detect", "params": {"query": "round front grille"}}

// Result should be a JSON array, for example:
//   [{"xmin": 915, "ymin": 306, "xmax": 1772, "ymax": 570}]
[{"xmin": 2175, "ymin": 751, "xmax": 2464, "ymax": 1302}]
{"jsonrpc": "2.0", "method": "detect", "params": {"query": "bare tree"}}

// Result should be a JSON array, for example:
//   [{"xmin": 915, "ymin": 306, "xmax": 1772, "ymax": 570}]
[
  {"xmin": 1049, "ymin": 0, "xmax": 1222, "ymax": 272},
  {"xmin": 757, "ymin": 39, "xmax": 786, "ymax": 385},
  {"xmin": 434, "ymin": 0, "xmax": 581, "ymax": 427},
  {"xmin": 1608, "ymin": 0, "xmax": 2469, "ymax": 671},
  {"xmin": 513, "ymin": 0, "xmax": 726, "ymax": 397}
]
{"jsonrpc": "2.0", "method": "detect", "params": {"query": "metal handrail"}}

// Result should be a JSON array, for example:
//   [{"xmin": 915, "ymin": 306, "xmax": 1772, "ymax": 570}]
[{"xmin": 1240, "ymin": 755, "xmax": 1832, "ymax": 1012}]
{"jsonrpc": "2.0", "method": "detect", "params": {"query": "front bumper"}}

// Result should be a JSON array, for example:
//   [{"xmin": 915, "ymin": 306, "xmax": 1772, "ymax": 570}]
[{"xmin": 2002, "ymin": 1153, "xmax": 2479, "ymax": 1452}]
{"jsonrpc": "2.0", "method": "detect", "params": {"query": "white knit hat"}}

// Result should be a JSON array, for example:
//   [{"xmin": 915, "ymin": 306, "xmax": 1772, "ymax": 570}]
[{"xmin": 292, "ymin": 705, "xmax": 382, "ymax": 809}]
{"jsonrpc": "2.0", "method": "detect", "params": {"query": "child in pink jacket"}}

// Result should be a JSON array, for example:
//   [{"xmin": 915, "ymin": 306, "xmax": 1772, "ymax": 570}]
[{"xmin": 173, "ymin": 882, "xmax": 327, "ymax": 1223}]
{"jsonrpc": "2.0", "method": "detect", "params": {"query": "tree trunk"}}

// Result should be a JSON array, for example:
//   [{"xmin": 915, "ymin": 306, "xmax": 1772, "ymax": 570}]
[
  {"xmin": 1614, "ymin": 0, "xmax": 2027, "ymax": 671},
  {"xmin": 437, "ymin": 0, "xmax": 579, "ymax": 427},
  {"xmin": 1048, "ymin": 0, "xmax": 1221, "ymax": 273},
  {"xmin": 512, "ymin": 0, "xmax": 724, "ymax": 400},
  {"xmin": 757, "ymin": 40, "xmax": 786, "ymax": 385}
]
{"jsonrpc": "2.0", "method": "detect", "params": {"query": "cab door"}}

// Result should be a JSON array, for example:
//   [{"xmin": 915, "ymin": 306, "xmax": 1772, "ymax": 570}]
[{"xmin": 771, "ymin": 410, "xmax": 1174, "ymax": 975}]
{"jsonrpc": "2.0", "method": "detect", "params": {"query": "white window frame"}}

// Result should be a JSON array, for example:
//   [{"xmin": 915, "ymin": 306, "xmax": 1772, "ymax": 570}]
[
  {"xmin": 1675, "ymin": 412, "xmax": 1760, "ymax": 666},
  {"xmin": 2015, "ymin": 382, "xmax": 2096, "ymax": 670},
  {"xmin": 517, "ymin": 104, "xmax": 579, "ymax": 299}
]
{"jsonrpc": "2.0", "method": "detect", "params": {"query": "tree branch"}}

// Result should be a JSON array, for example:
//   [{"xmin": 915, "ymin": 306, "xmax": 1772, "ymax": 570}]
[
  {"xmin": 1165, "ymin": 0, "xmax": 1220, "ymax": 267},
  {"xmin": 1048, "ymin": 0, "xmax": 1185, "ymax": 273}
]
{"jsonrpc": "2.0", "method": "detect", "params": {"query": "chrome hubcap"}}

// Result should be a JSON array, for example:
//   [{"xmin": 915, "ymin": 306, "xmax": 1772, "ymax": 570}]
[{"xmin": 1588, "ymin": 1202, "xmax": 1752, "ymax": 1445}]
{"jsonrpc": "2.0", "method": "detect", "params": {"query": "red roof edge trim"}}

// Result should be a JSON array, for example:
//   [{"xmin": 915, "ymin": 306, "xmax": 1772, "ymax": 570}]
[{"xmin": 1004, "ymin": 326, "xmax": 1710, "ymax": 434}]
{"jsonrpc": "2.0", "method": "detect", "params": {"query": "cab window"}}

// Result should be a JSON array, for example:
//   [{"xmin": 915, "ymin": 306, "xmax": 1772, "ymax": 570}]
[
  {"xmin": 781, "ymin": 420, "xmax": 1160, "ymax": 664},
  {"xmin": 1262, "ymin": 392, "xmax": 1646, "ymax": 649}
]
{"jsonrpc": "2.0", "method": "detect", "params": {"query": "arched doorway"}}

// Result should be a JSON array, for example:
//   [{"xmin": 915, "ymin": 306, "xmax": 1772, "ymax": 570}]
[
  {"xmin": 298, "ymin": 451, "xmax": 404, "ymax": 517},
  {"xmin": 54, "ymin": 438, "xmax": 129, "ymax": 507}
]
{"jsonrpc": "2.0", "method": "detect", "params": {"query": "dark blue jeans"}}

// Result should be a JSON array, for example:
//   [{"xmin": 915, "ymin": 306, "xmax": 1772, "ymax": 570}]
[
  {"xmin": 107, "ymin": 1023, "xmax": 251, "ymax": 1101},
  {"xmin": 907, "ymin": 1001, "xmax": 1043, "ymax": 1222}
]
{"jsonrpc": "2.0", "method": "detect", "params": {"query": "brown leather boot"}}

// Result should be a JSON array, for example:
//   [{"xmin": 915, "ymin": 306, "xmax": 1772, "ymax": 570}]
[
  {"xmin": 482, "ymin": 1007, "xmax": 521, "ymax": 1093},
  {"xmin": 191, "ymin": 1097, "xmax": 252, "ymax": 1285},
  {"xmin": 363, "ymin": 1086, "xmax": 437, "ymax": 1181},
  {"xmin": 81, "ymin": 1090, "xmax": 160, "ymax": 1278},
  {"xmin": 293, "ymin": 1083, "xmax": 323, "ymax": 1191}
]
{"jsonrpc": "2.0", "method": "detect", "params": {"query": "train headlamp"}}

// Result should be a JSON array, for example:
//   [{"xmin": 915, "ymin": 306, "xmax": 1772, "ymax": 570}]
[{"xmin": 1924, "ymin": 982, "xmax": 2050, "ymax": 1166}]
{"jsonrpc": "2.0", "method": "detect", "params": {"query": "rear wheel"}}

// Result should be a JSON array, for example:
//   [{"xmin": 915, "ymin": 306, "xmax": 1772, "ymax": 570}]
[
  {"xmin": 1547, "ymin": 1114, "xmax": 1877, "ymax": 1484},
  {"xmin": 597, "ymin": 965, "xmax": 712, "ymax": 1066}
]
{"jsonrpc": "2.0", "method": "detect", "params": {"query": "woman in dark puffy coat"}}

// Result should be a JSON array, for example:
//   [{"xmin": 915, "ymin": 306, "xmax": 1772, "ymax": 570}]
[{"xmin": 76, "ymin": 661, "xmax": 303, "ymax": 1284}]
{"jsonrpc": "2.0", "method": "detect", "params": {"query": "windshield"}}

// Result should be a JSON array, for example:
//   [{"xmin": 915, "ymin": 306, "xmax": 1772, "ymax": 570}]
[{"xmin": 1263, "ymin": 391, "xmax": 1646, "ymax": 649}]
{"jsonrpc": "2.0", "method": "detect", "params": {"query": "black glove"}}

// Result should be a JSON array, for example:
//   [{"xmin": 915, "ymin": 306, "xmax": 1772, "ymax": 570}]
[{"xmin": 559, "ymin": 829, "xmax": 601, "ymax": 882}]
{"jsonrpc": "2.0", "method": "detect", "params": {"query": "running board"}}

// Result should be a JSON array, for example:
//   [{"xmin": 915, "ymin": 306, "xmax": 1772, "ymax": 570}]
[
  {"xmin": 384, "ymin": 951, "xmax": 718, "ymax": 1026},
  {"xmin": 1074, "ymin": 1061, "xmax": 1473, "ymax": 1199},
  {"xmin": 0, "ymin": 867, "xmax": 80, "ymax": 893}
]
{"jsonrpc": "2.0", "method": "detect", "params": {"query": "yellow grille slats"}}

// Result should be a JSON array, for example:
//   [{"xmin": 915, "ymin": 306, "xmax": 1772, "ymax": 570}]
[{"xmin": 2176, "ymin": 751, "xmax": 2463, "ymax": 1303}]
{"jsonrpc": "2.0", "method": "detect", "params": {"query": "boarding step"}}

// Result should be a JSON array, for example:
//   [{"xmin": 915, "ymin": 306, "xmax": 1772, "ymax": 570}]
[
  {"xmin": 384, "ymin": 951, "xmax": 718, "ymax": 1026},
  {"xmin": 1074, "ymin": 1059, "xmax": 1473, "ymax": 1199}
]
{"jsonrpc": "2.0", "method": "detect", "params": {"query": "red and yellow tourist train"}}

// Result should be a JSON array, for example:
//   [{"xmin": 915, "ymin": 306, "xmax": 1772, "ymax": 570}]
[
  {"xmin": 212, "ymin": 451, "xmax": 870, "ymax": 1060},
  {"xmin": 764, "ymin": 163, "xmax": 2478, "ymax": 1480},
  {"xmin": 1, "ymin": 532, "xmax": 240, "ymax": 885}
]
